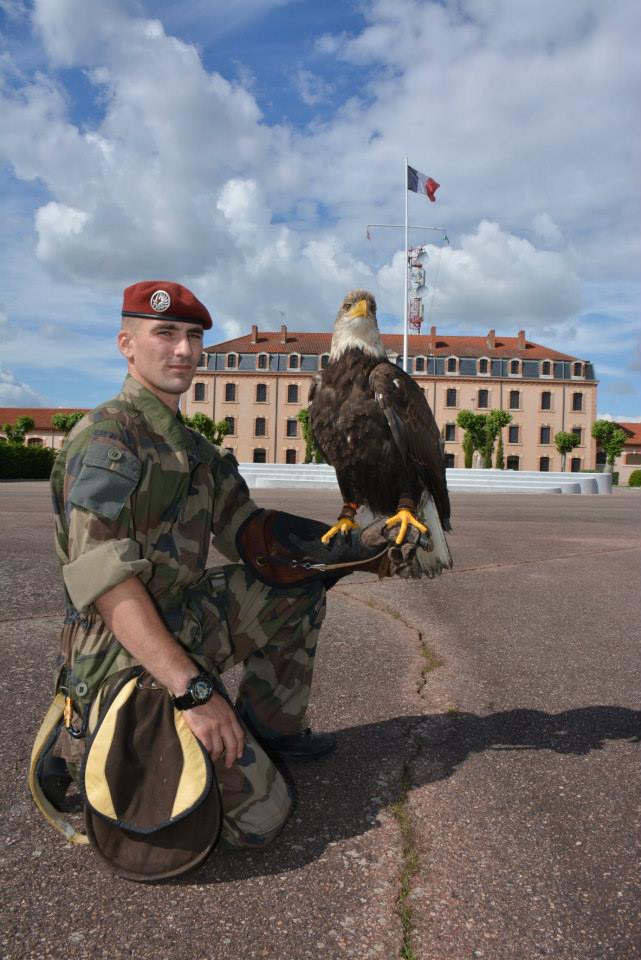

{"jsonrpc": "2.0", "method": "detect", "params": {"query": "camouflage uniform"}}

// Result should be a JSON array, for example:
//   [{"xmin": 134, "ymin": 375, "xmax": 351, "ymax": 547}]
[{"xmin": 51, "ymin": 374, "xmax": 326, "ymax": 848}]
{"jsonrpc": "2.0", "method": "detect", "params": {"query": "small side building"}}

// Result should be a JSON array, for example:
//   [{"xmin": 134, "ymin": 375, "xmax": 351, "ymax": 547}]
[
  {"xmin": 0, "ymin": 408, "xmax": 89, "ymax": 450},
  {"xmin": 611, "ymin": 422, "xmax": 641, "ymax": 485}
]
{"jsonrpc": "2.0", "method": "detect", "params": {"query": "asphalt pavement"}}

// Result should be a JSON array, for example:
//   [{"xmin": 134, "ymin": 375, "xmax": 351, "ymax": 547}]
[{"xmin": 0, "ymin": 482, "xmax": 639, "ymax": 960}]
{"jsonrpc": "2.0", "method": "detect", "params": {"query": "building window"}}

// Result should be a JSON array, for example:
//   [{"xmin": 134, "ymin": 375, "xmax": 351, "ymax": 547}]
[
  {"xmin": 194, "ymin": 382, "xmax": 205, "ymax": 401},
  {"xmin": 289, "ymin": 354, "xmax": 299, "ymax": 370},
  {"xmin": 510, "ymin": 359, "xmax": 520, "ymax": 375},
  {"xmin": 508, "ymin": 425, "xmax": 519, "ymax": 444},
  {"xmin": 256, "ymin": 383, "xmax": 267, "ymax": 403},
  {"xmin": 506, "ymin": 455, "xmax": 520, "ymax": 470},
  {"xmin": 415, "ymin": 357, "xmax": 425, "ymax": 372},
  {"xmin": 224, "ymin": 416, "xmax": 235, "ymax": 435},
  {"xmin": 509, "ymin": 390, "xmax": 520, "ymax": 410},
  {"xmin": 444, "ymin": 423, "xmax": 456, "ymax": 442},
  {"xmin": 286, "ymin": 419, "xmax": 298, "ymax": 438},
  {"xmin": 541, "ymin": 391, "xmax": 551, "ymax": 410},
  {"xmin": 224, "ymin": 383, "xmax": 236, "ymax": 402},
  {"xmin": 478, "ymin": 358, "xmax": 489, "ymax": 374},
  {"xmin": 287, "ymin": 384, "xmax": 299, "ymax": 403},
  {"xmin": 199, "ymin": 352, "xmax": 207, "ymax": 368},
  {"xmin": 27, "ymin": 437, "xmax": 43, "ymax": 447},
  {"xmin": 539, "ymin": 456, "xmax": 550, "ymax": 472},
  {"xmin": 571, "ymin": 457, "xmax": 581, "ymax": 472},
  {"xmin": 253, "ymin": 448, "xmax": 267, "ymax": 463},
  {"xmin": 255, "ymin": 417, "xmax": 266, "ymax": 437},
  {"xmin": 226, "ymin": 353, "xmax": 237, "ymax": 369},
  {"xmin": 596, "ymin": 450, "xmax": 607, "ymax": 467},
  {"xmin": 257, "ymin": 354, "xmax": 268, "ymax": 370},
  {"xmin": 320, "ymin": 354, "xmax": 329, "ymax": 369},
  {"xmin": 478, "ymin": 389, "xmax": 489, "ymax": 409},
  {"xmin": 572, "ymin": 427, "xmax": 582, "ymax": 444},
  {"xmin": 573, "ymin": 362, "xmax": 583, "ymax": 377},
  {"xmin": 444, "ymin": 453, "xmax": 455, "ymax": 468},
  {"xmin": 572, "ymin": 392, "xmax": 583, "ymax": 412},
  {"xmin": 446, "ymin": 388, "xmax": 457, "ymax": 408},
  {"xmin": 541, "ymin": 360, "xmax": 551, "ymax": 376},
  {"xmin": 285, "ymin": 449, "xmax": 297, "ymax": 464},
  {"xmin": 540, "ymin": 426, "xmax": 551, "ymax": 444},
  {"xmin": 625, "ymin": 453, "xmax": 641, "ymax": 465},
  {"xmin": 447, "ymin": 357, "xmax": 457, "ymax": 373}
]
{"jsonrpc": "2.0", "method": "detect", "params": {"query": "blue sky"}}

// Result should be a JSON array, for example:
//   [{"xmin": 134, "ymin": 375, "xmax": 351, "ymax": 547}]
[{"xmin": 1, "ymin": 0, "xmax": 640, "ymax": 419}]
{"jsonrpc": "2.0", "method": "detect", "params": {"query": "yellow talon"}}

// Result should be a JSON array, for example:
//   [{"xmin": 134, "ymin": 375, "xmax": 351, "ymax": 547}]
[
  {"xmin": 384, "ymin": 509, "xmax": 428, "ymax": 545},
  {"xmin": 321, "ymin": 517, "xmax": 359, "ymax": 544}
]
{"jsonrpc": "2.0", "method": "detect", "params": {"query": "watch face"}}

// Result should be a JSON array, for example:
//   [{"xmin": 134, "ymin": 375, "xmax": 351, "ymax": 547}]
[{"xmin": 192, "ymin": 677, "xmax": 213, "ymax": 702}]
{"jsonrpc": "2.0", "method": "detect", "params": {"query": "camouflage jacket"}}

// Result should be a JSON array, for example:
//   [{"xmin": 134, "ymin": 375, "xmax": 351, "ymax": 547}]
[{"xmin": 51, "ymin": 374, "xmax": 258, "ymax": 710}]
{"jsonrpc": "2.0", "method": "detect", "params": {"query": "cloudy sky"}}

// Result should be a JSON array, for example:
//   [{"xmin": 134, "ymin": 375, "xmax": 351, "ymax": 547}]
[{"xmin": 0, "ymin": 0, "xmax": 639, "ymax": 417}]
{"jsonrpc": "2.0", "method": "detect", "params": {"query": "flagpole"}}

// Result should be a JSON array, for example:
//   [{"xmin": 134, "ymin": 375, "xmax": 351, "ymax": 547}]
[{"xmin": 403, "ymin": 156, "xmax": 409, "ymax": 372}]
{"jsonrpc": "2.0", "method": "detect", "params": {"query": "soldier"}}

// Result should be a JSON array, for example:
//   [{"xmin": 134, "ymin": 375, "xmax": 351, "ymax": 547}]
[{"xmin": 35, "ymin": 280, "xmax": 346, "ymax": 861}]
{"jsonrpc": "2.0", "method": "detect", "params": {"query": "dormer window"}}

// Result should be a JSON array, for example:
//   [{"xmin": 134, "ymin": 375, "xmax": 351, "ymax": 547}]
[
  {"xmin": 320, "ymin": 354, "xmax": 329, "ymax": 369},
  {"xmin": 478, "ymin": 357, "xmax": 490, "ymax": 375},
  {"xmin": 289, "ymin": 354, "xmax": 299, "ymax": 370},
  {"xmin": 414, "ymin": 357, "xmax": 426, "ymax": 373},
  {"xmin": 198, "ymin": 352, "xmax": 207, "ymax": 368},
  {"xmin": 226, "ymin": 353, "xmax": 237, "ymax": 369},
  {"xmin": 446, "ymin": 356, "xmax": 458, "ymax": 373},
  {"xmin": 572, "ymin": 362, "xmax": 583, "ymax": 377},
  {"xmin": 257, "ymin": 353, "xmax": 268, "ymax": 370},
  {"xmin": 541, "ymin": 360, "xmax": 552, "ymax": 377},
  {"xmin": 509, "ymin": 359, "xmax": 521, "ymax": 375}
]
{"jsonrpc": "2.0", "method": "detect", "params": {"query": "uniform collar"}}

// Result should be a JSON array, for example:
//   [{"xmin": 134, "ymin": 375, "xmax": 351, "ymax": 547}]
[{"xmin": 120, "ymin": 374, "xmax": 192, "ymax": 450}]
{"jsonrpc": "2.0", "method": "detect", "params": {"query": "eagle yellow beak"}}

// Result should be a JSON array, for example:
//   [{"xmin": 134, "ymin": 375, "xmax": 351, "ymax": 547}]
[{"xmin": 347, "ymin": 299, "xmax": 369, "ymax": 320}]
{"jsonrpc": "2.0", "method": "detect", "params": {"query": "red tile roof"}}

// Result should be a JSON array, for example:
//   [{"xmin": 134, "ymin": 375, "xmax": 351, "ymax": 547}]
[
  {"xmin": 0, "ymin": 408, "xmax": 89, "ymax": 431},
  {"xmin": 617, "ymin": 422, "xmax": 641, "ymax": 445},
  {"xmin": 205, "ymin": 328, "xmax": 582, "ymax": 362}
]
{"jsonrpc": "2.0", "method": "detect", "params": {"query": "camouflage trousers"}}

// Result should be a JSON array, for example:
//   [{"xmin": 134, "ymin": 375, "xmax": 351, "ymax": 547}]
[{"xmin": 185, "ymin": 564, "xmax": 327, "ymax": 849}]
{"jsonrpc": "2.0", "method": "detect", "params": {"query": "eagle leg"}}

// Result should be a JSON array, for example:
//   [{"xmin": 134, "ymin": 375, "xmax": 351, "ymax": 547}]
[
  {"xmin": 321, "ymin": 501, "xmax": 359, "ymax": 544},
  {"xmin": 384, "ymin": 498, "xmax": 428, "ymax": 546}
]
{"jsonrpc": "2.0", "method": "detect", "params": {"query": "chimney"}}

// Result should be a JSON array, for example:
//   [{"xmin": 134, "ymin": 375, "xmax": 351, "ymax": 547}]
[
  {"xmin": 487, "ymin": 328, "xmax": 495, "ymax": 349},
  {"xmin": 280, "ymin": 323, "xmax": 288, "ymax": 343},
  {"xmin": 517, "ymin": 329, "xmax": 526, "ymax": 349},
  {"xmin": 250, "ymin": 324, "xmax": 258, "ymax": 344},
  {"xmin": 430, "ymin": 325, "xmax": 437, "ymax": 338}
]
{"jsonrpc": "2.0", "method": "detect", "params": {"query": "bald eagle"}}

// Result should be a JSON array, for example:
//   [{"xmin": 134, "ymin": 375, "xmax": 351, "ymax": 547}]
[{"xmin": 309, "ymin": 290, "xmax": 452, "ymax": 577}]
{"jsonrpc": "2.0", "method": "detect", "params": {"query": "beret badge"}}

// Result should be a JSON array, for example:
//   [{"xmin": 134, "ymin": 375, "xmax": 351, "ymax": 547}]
[{"xmin": 150, "ymin": 289, "xmax": 171, "ymax": 313}]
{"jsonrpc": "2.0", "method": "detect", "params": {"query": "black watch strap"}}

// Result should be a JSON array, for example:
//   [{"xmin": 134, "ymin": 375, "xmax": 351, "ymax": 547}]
[{"xmin": 172, "ymin": 672, "xmax": 215, "ymax": 710}]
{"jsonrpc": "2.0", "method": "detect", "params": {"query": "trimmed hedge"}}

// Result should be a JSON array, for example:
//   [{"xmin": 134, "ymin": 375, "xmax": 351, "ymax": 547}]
[
  {"xmin": 629, "ymin": 469, "xmax": 641, "ymax": 488},
  {"xmin": 0, "ymin": 443, "xmax": 57, "ymax": 479}
]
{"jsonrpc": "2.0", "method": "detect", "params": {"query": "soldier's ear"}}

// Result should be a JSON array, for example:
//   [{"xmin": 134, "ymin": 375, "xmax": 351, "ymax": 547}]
[{"xmin": 117, "ymin": 328, "xmax": 135, "ymax": 360}]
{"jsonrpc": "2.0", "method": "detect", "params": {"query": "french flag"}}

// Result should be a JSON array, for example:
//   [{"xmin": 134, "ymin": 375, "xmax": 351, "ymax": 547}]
[{"xmin": 408, "ymin": 164, "xmax": 440, "ymax": 202}]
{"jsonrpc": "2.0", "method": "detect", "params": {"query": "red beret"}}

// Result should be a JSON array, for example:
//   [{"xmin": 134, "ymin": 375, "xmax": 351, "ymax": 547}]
[{"xmin": 121, "ymin": 281, "xmax": 212, "ymax": 330}]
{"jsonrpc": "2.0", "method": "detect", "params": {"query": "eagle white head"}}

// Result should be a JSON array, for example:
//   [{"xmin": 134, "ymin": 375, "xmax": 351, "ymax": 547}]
[{"xmin": 329, "ymin": 289, "xmax": 387, "ymax": 362}]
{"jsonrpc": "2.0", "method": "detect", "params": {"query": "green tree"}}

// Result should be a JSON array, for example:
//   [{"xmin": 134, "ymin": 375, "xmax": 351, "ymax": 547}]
[
  {"xmin": 183, "ymin": 413, "xmax": 230, "ymax": 446},
  {"xmin": 591, "ymin": 420, "xmax": 627, "ymax": 472},
  {"xmin": 457, "ymin": 409, "xmax": 511, "ymax": 468},
  {"xmin": 554, "ymin": 430, "xmax": 580, "ymax": 470},
  {"xmin": 297, "ymin": 408, "xmax": 324, "ymax": 463},
  {"xmin": 495, "ymin": 430, "xmax": 505, "ymax": 469},
  {"xmin": 51, "ymin": 411, "xmax": 85, "ymax": 434},
  {"xmin": 2, "ymin": 415, "xmax": 35, "ymax": 445}
]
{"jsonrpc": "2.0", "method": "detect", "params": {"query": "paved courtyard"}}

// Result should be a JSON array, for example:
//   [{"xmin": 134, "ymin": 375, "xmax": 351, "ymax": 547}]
[{"xmin": 1, "ymin": 483, "xmax": 639, "ymax": 959}]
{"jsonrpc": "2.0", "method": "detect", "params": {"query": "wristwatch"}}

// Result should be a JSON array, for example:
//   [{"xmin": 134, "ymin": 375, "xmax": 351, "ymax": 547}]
[{"xmin": 172, "ymin": 672, "xmax": 216, "ymax": 710}]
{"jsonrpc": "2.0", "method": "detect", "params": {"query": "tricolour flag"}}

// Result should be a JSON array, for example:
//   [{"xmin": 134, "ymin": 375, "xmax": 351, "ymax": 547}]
[{"xmin": 407, "ymin": 164, "xmax": 440, "ymax": 202}]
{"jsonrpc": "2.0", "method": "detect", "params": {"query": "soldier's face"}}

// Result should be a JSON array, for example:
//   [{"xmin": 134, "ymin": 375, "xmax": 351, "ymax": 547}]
[{"xmin": 118, "ymin": 319, "xmax": 203, "ymax": 407}]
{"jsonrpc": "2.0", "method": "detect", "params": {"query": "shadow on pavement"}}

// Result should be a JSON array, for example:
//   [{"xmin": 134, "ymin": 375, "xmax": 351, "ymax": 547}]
[{"xmin": 179, "ymin": 704, "xmax": 641, "ymax": 886}]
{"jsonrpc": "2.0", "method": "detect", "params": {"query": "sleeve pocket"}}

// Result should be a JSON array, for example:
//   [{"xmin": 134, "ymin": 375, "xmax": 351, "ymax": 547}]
[{"xmin": 69, "ymin": 440, "xmax": 141, "ymax": 521}]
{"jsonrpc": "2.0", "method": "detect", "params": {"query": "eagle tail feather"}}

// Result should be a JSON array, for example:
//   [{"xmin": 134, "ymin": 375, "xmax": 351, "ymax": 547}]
[{"xmin": 417, "ymin": 490, "xmax": 453, "ymax": 578}]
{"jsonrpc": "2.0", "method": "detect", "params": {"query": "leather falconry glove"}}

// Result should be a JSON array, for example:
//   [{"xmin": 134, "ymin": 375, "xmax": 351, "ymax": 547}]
[{"xmin": 236, "ymin": 509, "xmax": 434, "ymax": 588}]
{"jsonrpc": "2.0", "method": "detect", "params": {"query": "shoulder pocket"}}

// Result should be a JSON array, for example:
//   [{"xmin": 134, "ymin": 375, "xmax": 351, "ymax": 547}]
[{"xmin": 69, "ymin": 440, "xmax": 141, "ymax": 521}]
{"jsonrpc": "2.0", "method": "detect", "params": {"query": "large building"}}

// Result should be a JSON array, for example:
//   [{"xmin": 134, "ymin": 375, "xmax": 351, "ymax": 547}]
[{"xmin": 183, "ymin": 323, "xmax": 599, "ymax": 471}]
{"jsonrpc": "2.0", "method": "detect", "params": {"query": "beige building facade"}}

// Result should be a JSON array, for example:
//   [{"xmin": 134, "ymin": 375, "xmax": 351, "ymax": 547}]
[{"xmin": 183, "ymin": 324, "xmax": 599, "ymax": 471}]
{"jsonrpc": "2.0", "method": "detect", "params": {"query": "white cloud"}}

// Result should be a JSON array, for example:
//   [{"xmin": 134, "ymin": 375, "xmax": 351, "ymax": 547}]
[
  {"xmin": 0, "ymin": 365, "xmax": 46, "ymax": 405},
  {"xmin": 295, "ymin": 69, "xmax": 333, "ymax": 106},
  {"xmin": 0, "ymin": 0, "xmax": 638, "ymax": 412}
]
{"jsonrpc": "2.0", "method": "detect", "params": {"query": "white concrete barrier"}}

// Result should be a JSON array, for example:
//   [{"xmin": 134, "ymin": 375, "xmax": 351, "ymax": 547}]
[{"xmin": 239, "ymin": 463, "xmax": 610, "ymax": 495}]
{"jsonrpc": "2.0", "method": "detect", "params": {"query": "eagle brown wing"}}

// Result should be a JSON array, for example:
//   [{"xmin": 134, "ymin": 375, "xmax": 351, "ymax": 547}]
[{"xmin": 369, "ymin": 362, "xmax": 451, "ymax": 527}]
